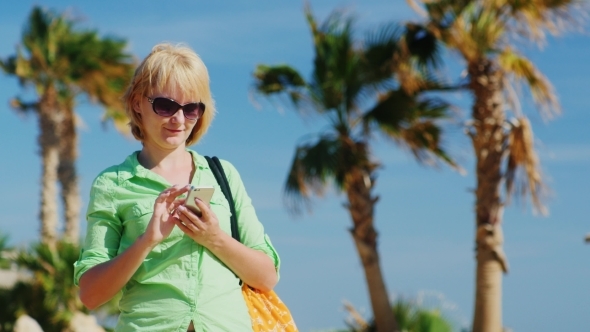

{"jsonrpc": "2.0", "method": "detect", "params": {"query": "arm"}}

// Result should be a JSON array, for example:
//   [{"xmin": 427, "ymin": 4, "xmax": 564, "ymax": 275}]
[
  {"xmin": 207, "ymin": 230, "xmax": 278, "ymax": 291},
  {"xmin": 79, "ymin": 234, "xmax": 156, "ymax": 310},
  {"xmin": 223, "ymin": 159, "xmax": 281, "ymax": 290},
  {"xmin": 78, "ymin": 185, "xmax": 190, "ymax": 309}
]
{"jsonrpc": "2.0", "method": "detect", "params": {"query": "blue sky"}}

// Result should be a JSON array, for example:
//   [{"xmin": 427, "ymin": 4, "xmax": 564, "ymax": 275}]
[{"xmin": 1, "ymin": 1, "xmax": 589, "ymax": 331}]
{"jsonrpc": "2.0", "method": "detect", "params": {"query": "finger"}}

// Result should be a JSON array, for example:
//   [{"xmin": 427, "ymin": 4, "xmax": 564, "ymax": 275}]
[
  {"xmin": 168, "ymin": 199, "xmax": 185, "ymax": 215},
  {"xmin": 156, "ymin": 190, "xmax": 172, "ymax": 204},
  {"xmin": 159, "ymin": 185, "xmax": 188, "ymax": 199},
  {"xmin": 176, "ymin": 213, "xmax": 202, "ymax": 233},
  {"xmin": 168, "ymin": 184, "xmax": 192, "ymax": 195},
  {"xmin": 192, "ymin": 198, "xmax": 211, "ymax": 220},
  {"xmin": 177, "ymin": 206, "xmax": 205, "ymax": 229},
  {"xmin": 165, "ymin": 185, "xmax": 191, "ymax": 203},
  {"xmin": 167, "ymin": 184, "xmax": 188, "ymax": 191},
  {"xmin": 173, "ymin": 218, "xmax": 193, "ymax": 234}
]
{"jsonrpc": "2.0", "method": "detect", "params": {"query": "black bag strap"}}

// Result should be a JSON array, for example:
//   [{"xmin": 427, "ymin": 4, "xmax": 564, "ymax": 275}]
[{"xmin": 204, "ymin": 156, "xmax": 240, "ymax": 243}]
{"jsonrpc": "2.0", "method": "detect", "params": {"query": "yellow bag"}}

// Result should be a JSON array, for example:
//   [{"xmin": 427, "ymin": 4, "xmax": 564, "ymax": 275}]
[{"xmin": 242, "ymin": 284, "xmax": 298, "ymax": 332}]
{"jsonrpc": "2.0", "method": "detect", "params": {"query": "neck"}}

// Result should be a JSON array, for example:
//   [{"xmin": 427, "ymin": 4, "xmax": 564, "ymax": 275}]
[{"xmin": 138, "ymin": 144, "xmax": 190, "ymax": 170}]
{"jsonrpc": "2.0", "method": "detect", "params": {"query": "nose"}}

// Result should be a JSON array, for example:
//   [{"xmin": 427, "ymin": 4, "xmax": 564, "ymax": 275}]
[{"xmin": 170, "ymin": 106, "xmax": 186, "ymax": 123}]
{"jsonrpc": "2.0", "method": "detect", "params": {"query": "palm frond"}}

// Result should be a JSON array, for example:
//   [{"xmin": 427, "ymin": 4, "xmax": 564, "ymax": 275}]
[
  {"xmin": 253, "ymin": 64, "xmax": 306, "ymax": 95},
  {"xmin": 5, "ymin": 6, "xmax": 134, "ymax": 137},
  {"xmin": 472, "ymin": 7, "xmax": 506, "ymax": 50},
  {"xmin": 364, "ymin": 90, "xmax": 450, "ymax": 131},
  {"xmin": 306, "ymin": 6, "xmax": 362, "ymax": 114},
  {"xmin": 284, "ymin": 133, "xmax": 373, "ymax": 214},
  {"xmin": 416, "ymin": 0, "xmax": 475, "ymax": 52},
  {"xmin": 423, "ymin": 1, "xmax": 507, "ymax": 61},
  {"xmin": 11, "ymin": 240, "xmax": 86, "ymax": 329},
  {"xmin": 364, "ymin": 90, "xmax": 416, "ymax": 136},
  {"xmin": 497, "ymin": 49, "xmax": 560, "ymax": 118},
  {"xmin": 346, "ymin": 295, "xmax": 457, "ymax": 332},
  {"xmin": 0, "ymin": 55, "xmax": 17, "ymax": 75},
  {"xmin": 404, "ymin": 23, "xmax": 442, "ymax": 68},
  {"xmin": 252, "ymin": 64, "xmax": 311, "ymax": 114},
  {"xmin": 501, "ymin": 0, "xmax": 583, "ymax": 42},
  {"xmin": 422, "ymin": 0, "xmax": 473, "ymax": 26},
  {"xmin": 454, "ymin": 4, "xmax": 506, "ymax": 58},
  {"xmin": 9, "ymin": 97, "xmax": 39, "ymax": 115},
  {"xmin": 14, "ymin": 48, "xmax": 36, "ymax": 83},
  {"xmin": 284, "ymin": 135, "xmax": 342, "ymax": 214},
  {"xmin": 364, "ymin": 90, "xmax": 456, "ymax": 167},
  {"xmin": 0, "ymin": 232, "xmax": 11, "ymax": 269},
  {"xmin": 58, "ymin": 30, "xmax": 134, "ymax": 130},
  {"xmin": 254, "ymin": 5, "xmax": 461, "ymax": 218},
  {"xmin": 400, "ymin": 120, "xmax": 456, "ymax": 167},
  {"xmin": 396, "ymin": 59, "xmax": 429, "ymax": 96},
  {"xmin": 102, "ymin": 106, "xmax": 132, "ymax": 136},
  {"xmin": 23, "ymin": 7, "xmax": 73, "ymax": 77},
  {"xmin": 504, "ymin": 117, "xmax": 547, "ymax": 215},
  {"xmin": 361, "ymin": 23, "xmax": 402, "ymax": 84}
]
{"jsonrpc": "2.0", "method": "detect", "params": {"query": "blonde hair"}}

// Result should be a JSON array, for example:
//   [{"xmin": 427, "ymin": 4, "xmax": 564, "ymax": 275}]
[{"xmin": 123, "ymin": 43, "xmax": 216, "ymax": 145}]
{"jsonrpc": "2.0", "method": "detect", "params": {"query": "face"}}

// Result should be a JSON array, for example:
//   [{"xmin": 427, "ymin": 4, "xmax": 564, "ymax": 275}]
[{"xmin": 134, "ymin": 84, "xmax": 203, "ymax": 151}]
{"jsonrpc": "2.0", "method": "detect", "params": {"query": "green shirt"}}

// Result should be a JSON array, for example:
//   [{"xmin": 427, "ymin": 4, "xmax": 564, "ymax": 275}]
[{"xmin": 74, "ymin": 150, "xmax": 280, "ymax": 332}]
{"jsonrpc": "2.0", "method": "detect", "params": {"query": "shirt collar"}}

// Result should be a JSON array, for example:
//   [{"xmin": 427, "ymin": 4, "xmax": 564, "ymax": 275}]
[{"xmin": 117, "ymin": 149, "xmax": 210, "ymax": 183}]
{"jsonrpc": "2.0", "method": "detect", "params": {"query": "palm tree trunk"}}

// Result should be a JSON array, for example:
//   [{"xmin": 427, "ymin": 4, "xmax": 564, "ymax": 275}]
[
  {"xmin": 469, "ymin": 59, "xmax": 509, "ymax": 332},
  {"xmin": 59, "ymin": 106, "xmax": 80, "ymax": 244},
  {"xmin": 38, "ymin": 86, "xmax": 62, "ymax": 250},
  {"xmin": 346, "ymin": 167, "xmax": 398, "ymax": 332}
]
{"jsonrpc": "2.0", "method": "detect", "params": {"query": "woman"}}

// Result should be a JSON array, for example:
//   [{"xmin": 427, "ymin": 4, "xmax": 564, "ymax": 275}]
[{"xmin": 74, "ymin": 43, "xmax": 280, "ymax": 332}]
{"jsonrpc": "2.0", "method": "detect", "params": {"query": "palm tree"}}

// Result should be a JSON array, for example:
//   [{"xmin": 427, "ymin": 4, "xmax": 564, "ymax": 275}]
[
  {"xmin": 55, "ymin": 28, "xmax": 134, "ymax": 244},
  {"xmin": 0, "ymin": 240, "xmax": 116, "ymax": 332},
  {"xmin": 0, "ymin": 232, "xmax": 15, "ymax": 331},
  {"xmin": 253, "ymin": 6, "xmax": 457, "ymax": 332},
  {"xmin": 342, "ymin": 298, "xmax": 456, "ymax": 332},
  {"xmin": 0, "ymin": 232, "xmax": 10, "ymax": 270},
  {"xmin": 0, "ymin": 236, "xmax": 120, "ymax": 331},
  {"xmin": 13, "ymin": 241, "xmax": 84, "ymax": 332},
  {"xmin": 406, "ymin": 0, "xmax": 582, "ymax": 330},
  {"xmin": 1, "ymin": 6, "xmax": 134, "ymax": 248}
]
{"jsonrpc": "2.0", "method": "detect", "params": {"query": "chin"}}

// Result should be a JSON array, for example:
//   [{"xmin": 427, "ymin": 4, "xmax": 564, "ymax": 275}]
[
  {"xmin": 161, "ymin": 137, "xmax": 188, "ymax": 148},
  {"xmin": 169, "ymin": 141, "xmax": 187, "ymax": 148}
]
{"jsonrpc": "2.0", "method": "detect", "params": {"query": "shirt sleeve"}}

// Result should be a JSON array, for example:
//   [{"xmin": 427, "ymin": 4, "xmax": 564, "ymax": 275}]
[
  {"xmin": 220, "ymin": 160, "xmax": 281, "ymax": 275},
  {"xmin": 73, "ymin": 172, "xmax": 123, "ymax": 286}
]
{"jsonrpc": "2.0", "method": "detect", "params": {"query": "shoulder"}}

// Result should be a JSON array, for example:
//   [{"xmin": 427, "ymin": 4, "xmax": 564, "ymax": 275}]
[
  {"xmin": 91, "ymin": 152, "xmax": 139, "ymax": 189},
  {"xmin": 91, "ymin": 165, "xmax": 119, "ymax": 188},
  {"xmin": 213, "ymin": 158, "xmax": 243, "ymax": 186},
  {"xmin": 218, "ymin": 158, "xmax": 240, "ymax": 178}
]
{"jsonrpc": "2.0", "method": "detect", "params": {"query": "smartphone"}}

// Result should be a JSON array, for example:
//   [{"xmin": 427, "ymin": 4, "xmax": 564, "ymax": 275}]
[{"xmin": 184, "ymin": 185, "xmax": 215, "ymax": 214}]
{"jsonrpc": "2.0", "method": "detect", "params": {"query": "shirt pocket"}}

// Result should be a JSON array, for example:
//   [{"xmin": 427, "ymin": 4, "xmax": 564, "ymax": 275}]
[
  {"xmin": 209, "ymin": 192, "xmax": 233, "ymax": 236},
  {"xmin": 119, "ymin": 200, "xmax": 166, "ymax": 256}
]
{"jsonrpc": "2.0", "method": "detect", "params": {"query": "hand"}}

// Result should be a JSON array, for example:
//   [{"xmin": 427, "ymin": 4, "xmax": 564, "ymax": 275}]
[
  {"xmin": 142, "ymin": 184, "xmax": 191, "ymax": 248},
  {"xmin": 174, "ymin": 197, "xmax": 223, "ymax": 248}
]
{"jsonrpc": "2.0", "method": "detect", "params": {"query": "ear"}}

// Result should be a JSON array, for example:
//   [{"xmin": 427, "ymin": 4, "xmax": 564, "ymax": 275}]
[{"xmin": 132, "ymin": 97, "xmax": 142, "ymax": 114}]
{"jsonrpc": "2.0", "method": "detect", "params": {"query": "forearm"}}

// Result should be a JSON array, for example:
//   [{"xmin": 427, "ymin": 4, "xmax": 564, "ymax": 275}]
[
  {"xmin": 208, "ymin": 232, "xmax": 278, "ymax": 292},
  {"xmin": 78, "ymin": 235, "xmax": 155, "ymax": 309}
]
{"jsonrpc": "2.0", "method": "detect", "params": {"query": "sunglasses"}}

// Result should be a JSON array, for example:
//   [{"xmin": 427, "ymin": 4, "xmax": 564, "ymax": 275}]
[{"xmin": 147, "ymin": 97, "xmax": 205, "ymax": 120}]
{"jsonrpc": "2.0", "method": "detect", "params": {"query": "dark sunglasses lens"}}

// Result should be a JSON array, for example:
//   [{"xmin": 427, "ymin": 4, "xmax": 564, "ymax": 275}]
[
  {"xmin": 182, "ymin": 103, "xmax": 204, "ymax": 120},
  {"xmin": 152, "ymin": 98, "xmax": 204, "ymax": 119},
  {"xmin": 153, "ymin": 98, "xmax": 180, "ymax": 117}
]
